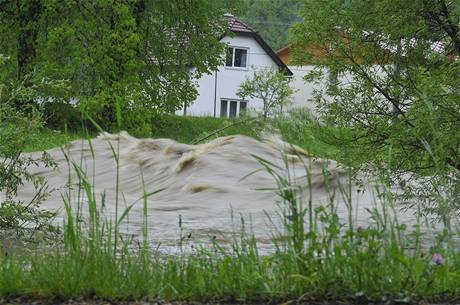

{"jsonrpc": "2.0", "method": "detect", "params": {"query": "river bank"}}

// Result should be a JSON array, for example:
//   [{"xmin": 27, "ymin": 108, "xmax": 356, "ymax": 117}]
[{"xmin": 1, "ymin": 133, "xmax": 458, "ymax": 303}]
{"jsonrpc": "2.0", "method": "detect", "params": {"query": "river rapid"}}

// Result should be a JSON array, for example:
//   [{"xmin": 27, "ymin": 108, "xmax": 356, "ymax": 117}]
[{"xmin": 16, "ymin": 132, "xmax": 443, "ymax": 252}]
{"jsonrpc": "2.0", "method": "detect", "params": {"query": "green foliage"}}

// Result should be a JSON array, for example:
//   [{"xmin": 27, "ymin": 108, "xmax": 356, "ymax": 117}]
[
  {"xmin": 293, "ymin": 0, "xmax": 460, "ymax": 213},
  {"xmin": 273, "ymin": 108, "xmax": 341, "ymax": 159},
  {"xmin": 238, "ymin": 67, "xmax": 295, "ymax": 119},
  {"xmin": 0, "ymin": 148, "xmax": 459, "ymax": 302},
  {"xmin": 0, "ymin": 56, "xmax": 60, "ymax": 240},
  {"xmin": 238, "ymin": 0, "xmax": 301, "ymax": 50},
  {"xmin": 0, "ymin": 58, "xmax": 70, "ymax": 110},
  {"xmin": 0, "ymin": 103, "xmax": 57, "ymax": 240},
  {"xmin": 0, "ymin": 0, "xmax": 228, "ymax": 128}
]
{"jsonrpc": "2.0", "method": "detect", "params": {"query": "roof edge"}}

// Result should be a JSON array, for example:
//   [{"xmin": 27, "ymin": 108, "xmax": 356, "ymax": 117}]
[
  {"xmin": 275, "ymin": 44, "xmax": 293, "ymax": 55},
  {"xmin": 222, "ymin": 15, "xmax": 293, "ymax": 76},
  {"xmin": 233, "ymin": 31, "xmax": 293, "ymax": 76}
]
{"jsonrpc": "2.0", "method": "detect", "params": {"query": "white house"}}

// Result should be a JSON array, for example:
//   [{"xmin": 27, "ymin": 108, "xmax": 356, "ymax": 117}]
[
  {"xmin": 276, "ymin": 44, "xmax": 346, "ymax": 115},
  {"xmin": 275, "ymin": 43, "xmax": 413, "ymax": 115},
  {"xmin": 179, "ymin": 14, "xmax": 292, "ymax": 118}
]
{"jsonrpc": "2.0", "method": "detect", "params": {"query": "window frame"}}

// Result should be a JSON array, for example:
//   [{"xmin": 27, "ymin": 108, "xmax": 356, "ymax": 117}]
[
  {"xmin": 225, "ymin": 46, "xmax": 249, "ymax": 70},
  {"xmin": 220, "ymin": 98, "xmax": 248, "ymax": 118}
]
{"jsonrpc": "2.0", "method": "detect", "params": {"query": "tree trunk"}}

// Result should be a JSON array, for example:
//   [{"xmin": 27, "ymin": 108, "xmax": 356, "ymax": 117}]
[{"xmin": 17, "ymin": 0, "xmax": 41, "ymax": 80}]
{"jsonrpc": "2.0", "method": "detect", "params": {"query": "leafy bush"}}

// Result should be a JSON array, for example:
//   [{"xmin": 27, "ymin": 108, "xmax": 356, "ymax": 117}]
[
  {"xmin": 0, "ymin": 56, "xmax": 60, "ymax": 240},
  {"xmin": 42, "ymin": 100, "xmax": 83, "ymax": 131},
  {"xmin": 0, "ymin": 103, "xmax": 58, "ymax": 240}
]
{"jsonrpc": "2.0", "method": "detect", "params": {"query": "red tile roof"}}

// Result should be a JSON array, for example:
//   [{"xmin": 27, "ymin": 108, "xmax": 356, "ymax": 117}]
[{"xmin": 225, "ymin": 14, "xmax": 257, "ymax": 34}]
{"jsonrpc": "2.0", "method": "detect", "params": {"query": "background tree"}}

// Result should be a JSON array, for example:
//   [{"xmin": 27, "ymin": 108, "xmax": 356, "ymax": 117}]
[
  {"xmin": 292, "ymin": 0, "xmax": 460, "ymax": 213},
  {"xmin": 237, "ymin": 67, "xmax": 295, "ymax": 119},
  {"xmin": 0, "ymin": 0, "xmax": 228, "ymax": 128},
  {"xmin": 239, "ymin": 0, "xmax": 301, "ymax": 50}
]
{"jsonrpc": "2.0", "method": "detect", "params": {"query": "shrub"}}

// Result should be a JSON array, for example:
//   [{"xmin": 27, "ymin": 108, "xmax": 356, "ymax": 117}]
[{"xmin": 0, "ymin": 103, "xmax": 58, "ymax": 240}]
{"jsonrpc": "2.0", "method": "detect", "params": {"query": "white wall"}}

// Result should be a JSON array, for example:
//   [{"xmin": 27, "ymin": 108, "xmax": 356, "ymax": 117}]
[
  {"xmin": 178, "ymin": 35, "xmax": 278, "ymax": 117},
  {"xmin": 284, "ymin": 65, "xmax": 321, "ymax": 115},
  {"xmin": 284, "ymin": 65, "xmax": 358, "ymax": 116}
]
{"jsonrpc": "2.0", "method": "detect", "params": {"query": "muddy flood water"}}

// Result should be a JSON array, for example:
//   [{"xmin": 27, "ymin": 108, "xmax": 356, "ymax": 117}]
[{"xmin": 16, "ymin": 132, "xmax": 444, "ymax": 252}]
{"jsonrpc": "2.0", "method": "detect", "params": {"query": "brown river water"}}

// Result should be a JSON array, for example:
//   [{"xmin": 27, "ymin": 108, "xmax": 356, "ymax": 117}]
[{"xmin": 15, "ymin": 132, "xmax": 445, "ymax": 252}]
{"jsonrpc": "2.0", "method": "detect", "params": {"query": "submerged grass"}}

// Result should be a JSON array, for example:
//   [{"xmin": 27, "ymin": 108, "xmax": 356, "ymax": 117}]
[{"xmin": 4, "ymin": 125, "xmax": 460, "ymax": 303}]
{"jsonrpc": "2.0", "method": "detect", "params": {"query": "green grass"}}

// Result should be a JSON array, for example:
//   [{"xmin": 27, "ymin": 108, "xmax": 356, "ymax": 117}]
[
  {"xmin": 1, "ymin": 144, "xmax": 459, "ymax": 303},
  {"xmin": 147, "ymin": 115, "xmax": 263, "ymax": 143},
  {"xmin": 23, "ymin": 129, "xmax": 91, "ymax": 153},
  {"xmin": 24, "ymin": 115, "xmax": 264, "ymax": 153},
  {"xmin": 25, "ymin": 113, "xmax": 340, "ymax": 161}
]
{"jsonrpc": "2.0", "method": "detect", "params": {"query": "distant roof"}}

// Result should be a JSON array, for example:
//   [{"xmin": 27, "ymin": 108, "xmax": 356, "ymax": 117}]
[
  {"xmin": 275, "ymin": 35, "xmax": 452, "ymax": 66},
  {"xmin": 223, "ymin": 14, "xmax": 293, "ymax": 76},
  {"xmin": 276, "ymin": 44, "xmax": 293, "ymax": 55},
  {"xmin": 225, "ymin": 13, "xmax": 257, "ymax": 33}
]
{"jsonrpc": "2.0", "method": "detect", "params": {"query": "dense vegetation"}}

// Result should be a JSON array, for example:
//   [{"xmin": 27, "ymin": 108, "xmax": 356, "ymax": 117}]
[
  {"xmin": 1, "ymin": 0, "xmax": 460, "ymax": 303},
  {"xmin": 0, "ymin": 0, "xmax": 228, "ymax": 129},
  {"xmin": 293, "ymin": 0, "xmax": 460, "ymax": 214},
  {"xmin": 237, "ymin": 0, "xmax": 302, "ymax": 50}
]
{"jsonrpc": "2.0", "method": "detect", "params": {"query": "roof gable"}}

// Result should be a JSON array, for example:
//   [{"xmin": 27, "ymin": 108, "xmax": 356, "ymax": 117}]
[{"xmin": 223, "ymin": 14, "xmax": 293, "ymax": 76}]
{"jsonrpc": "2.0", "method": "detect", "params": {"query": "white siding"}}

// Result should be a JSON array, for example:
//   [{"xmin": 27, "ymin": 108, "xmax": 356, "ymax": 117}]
[
  {"xmin": 284, "ymin": 65, "xmax": 321, "ymax": 114},
  {"xmin": 178, "ymin": 35, "xmax": 278, "ymax": 117},
  {"xmin": 284, "ymin": 65, "xmax": 358, "ymax": 116}
]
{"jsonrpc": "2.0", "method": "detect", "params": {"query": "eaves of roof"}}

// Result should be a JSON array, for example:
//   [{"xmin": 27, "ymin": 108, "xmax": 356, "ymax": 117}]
[{"xmin": 223, "ymin": 15, "xmax": 293, "ymax": 76}]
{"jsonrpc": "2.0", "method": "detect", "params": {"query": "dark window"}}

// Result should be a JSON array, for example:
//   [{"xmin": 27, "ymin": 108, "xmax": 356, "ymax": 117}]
[
  {"xmin": 229, "ymin": 101, "xmax": 238, "ymax": 117},
  {"xmin": 234, "ymin": 49, "xmax": 247, "ymax": 67},
  {"xmin": 225, "ymin": 47, "xmax": 248, "ymax": 68},
  {"xmin": 240, "ymin": 101, "xmax": 247, "ymax": 114},
  {"xmin": 220, "ymin": 100, "xmax": 228, "ymax": 117},
  {"xmin": 225, "ymin": 48, "xmax": 233, "ymax": 67},
  {"xmin": 220, "ymin": 99, "xmax": 247, "ymax": 117}
]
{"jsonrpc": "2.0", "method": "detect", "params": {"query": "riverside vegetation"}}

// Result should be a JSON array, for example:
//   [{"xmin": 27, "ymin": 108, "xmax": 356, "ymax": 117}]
[
  {"xmin": 2, "ymin": 59, "xmax": 460, "ymax": 305},
  {"xmin": 2, "ymin": 0, "xmax": 460, "ymax": 303},
  {"xmin": 2, "ymin": 110, "xmax": 460, "ymax": 304}
]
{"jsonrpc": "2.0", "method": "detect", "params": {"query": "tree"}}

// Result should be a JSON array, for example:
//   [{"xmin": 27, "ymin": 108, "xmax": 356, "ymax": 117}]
[
  {"xmin": 292, "ymin": 0, "xmax": 460, "ymax": 213},
  {"xmin": 239, "ymin": 0, "xmax": 301, "ymax": 50},
  {"xmin": 237, "ymin": 67, "xmax": 295, "ymax": 119},
  {"xmin": 0, "ymin": 0, "xmax": 228, "ymax": 127}
]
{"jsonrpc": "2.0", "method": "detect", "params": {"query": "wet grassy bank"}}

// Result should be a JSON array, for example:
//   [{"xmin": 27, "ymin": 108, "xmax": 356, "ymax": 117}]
[
  {"xmin": 6, "ymin": 113, "xmax": 460, "ymax": 304},
  {"xmin": 24, "ymin": 113, "xmax": 339, "ymax": 160},
  {"xmin": 1, "ymin": 147, "xmax": 460, "ymax": 304}
]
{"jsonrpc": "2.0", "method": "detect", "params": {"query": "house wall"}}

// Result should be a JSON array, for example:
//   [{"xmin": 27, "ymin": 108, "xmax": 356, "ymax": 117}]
[
  {"xmin": 178, "ymin": 35, "xmax": 278, "ymax": 117},
  {"xmin": 285, "ymin": 64, "xmax": 387, "ymax": 116},
  {"xmin": 284, "ymin": 65, "xmax": 321, "ymax": 114}
]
